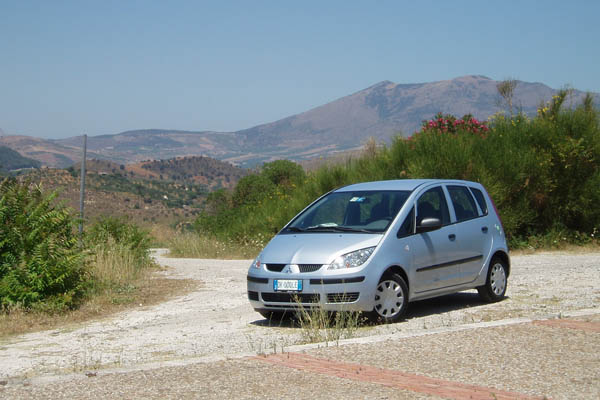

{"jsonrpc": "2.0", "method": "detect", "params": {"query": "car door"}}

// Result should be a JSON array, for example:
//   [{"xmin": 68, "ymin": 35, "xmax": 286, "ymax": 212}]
[
  {"xmin": 409, "ymin": 185, "xmax": 462, "ymax": 293},
  {"xmin": 446, "ymin": 185, "xmax": 493, "ymax": 284}
]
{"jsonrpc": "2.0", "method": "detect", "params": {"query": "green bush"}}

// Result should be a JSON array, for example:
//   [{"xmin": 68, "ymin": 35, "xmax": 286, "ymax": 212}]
[
  {"xmin": 194, "ymin": 96, "xmax": 600, "ymax": 249},
  {"xmin": 262, "ymin": 159, "xmax": 306, "ymax": 189},
  {"xmin": 86, "ymin": 216, "xmax": 151, "ymax": 261},
  {"xmin": 0, "ymin": 178, "xmax": 85, "ymax": 310}
]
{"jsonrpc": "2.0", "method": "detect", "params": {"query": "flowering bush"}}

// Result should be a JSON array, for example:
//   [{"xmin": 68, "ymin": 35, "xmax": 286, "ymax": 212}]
[{"xmin": 419, "ymin": 112, "xmax": 489, "ymax": 137}]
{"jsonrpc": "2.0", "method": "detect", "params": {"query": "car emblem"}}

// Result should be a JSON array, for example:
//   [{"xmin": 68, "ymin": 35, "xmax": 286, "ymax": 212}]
[{"xmin": 283, "ymin": 264, "xmax": 299, "ymax": 273}]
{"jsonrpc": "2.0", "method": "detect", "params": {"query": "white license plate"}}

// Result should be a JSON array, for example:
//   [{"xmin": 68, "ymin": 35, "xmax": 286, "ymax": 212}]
[{"xmin": 274, "ymin": 279, "xmax": 302, "ymax": 292}]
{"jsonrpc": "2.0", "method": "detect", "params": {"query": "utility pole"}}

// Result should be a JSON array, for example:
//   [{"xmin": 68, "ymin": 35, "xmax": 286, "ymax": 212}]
[{"xmin": 78, "ymin": 134, "xmax": 87, "ymax": 245}]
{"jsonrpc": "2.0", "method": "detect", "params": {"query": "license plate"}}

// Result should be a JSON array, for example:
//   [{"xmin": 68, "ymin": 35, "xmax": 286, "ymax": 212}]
[{"xmin": 274, "ymin": 279, "xmax": 302, "ymax": 292}]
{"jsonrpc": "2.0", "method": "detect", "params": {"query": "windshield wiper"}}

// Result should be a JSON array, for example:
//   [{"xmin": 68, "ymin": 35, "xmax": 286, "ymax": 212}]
[{"xmin": 286, "ymin": 226, "xmax": 305, "ymax": 232}]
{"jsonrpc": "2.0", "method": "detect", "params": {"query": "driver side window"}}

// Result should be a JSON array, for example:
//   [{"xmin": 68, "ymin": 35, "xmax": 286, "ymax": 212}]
[{"xmin": 416, "ymin": 186, "xmax": 450, "ymax": 226}]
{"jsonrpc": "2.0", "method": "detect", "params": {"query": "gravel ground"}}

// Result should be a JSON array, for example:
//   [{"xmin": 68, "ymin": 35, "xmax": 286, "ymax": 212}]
[
  {"xmin": 0, "ymin": 250, "xmax": 599, "ymax": 398},
  {"xmin": 0, "ymin": 358, "xmax": 441, "ymax": 400}
]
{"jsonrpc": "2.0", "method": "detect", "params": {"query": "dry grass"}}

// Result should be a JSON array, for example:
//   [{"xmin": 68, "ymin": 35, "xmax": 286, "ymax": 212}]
[
  {"xmin": 0, "ymin": 243, "xmax": 198, "ymax": 339},
  {"xmin": 167, "ymin": 231, "xmax": 261, "ymax": 259},
  {"xmin": 510, "ymin": 241, "xmax": 600, "ymax": 256},
  {"xmin": 294, "ymin": 300, "xmax": 367, "ymax": 344},
  {"xmin": 0, "ymin": 274, "xmax": 196, "ymax": 339}
]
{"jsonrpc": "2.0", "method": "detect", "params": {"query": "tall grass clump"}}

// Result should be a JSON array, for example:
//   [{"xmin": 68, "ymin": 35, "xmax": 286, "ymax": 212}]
[
  {"xmin": 194, "ymin": 93, "xmax": 599, "ymax": 249},
  {"xmin": 294, "ymin": 302, "xmax": 365, "ymax": 344},
  {"xmin": 85, "ymin": 216, "xmax": 154, "ymax": 288}
]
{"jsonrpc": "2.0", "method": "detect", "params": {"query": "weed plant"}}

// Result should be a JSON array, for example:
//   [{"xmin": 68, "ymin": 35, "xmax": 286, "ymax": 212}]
[{"xmin": 293, "ymin": 301, "xmax": 365, "ymax": 344}]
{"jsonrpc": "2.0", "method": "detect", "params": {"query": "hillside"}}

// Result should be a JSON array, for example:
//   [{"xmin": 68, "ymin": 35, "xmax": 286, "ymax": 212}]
[
  {"xmin": 20, "ymin": 168, "xmax": 195, "ymax": 226},
  {"xmin": 3, "ymin": 76, "xmax": 598, "ymax": 167},
  {"xmin": 74, "ymin": 156, "xmax": 246, "ymax": 190},
  {"xmin": 0, "ymin": 136, "xmax": 96, "ymax": 168},
  {"xmin": 138, "ymin": 156, "xmax": 246, "ymax": 188},
  {"xmin": 13, "ymin": 155, "xmax": 247, "ymax": 227},
  {"xmin": 0, "ymin": 145, "xmax": 41, "ymax": 170}
]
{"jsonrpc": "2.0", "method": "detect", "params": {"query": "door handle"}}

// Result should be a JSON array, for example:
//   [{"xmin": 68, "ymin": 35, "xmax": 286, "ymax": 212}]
[
  {"xmin": 481, "ymin": 226, "xmax": 488, "ymax": 233},
  {"xmin": 448, "ymin": 234, "xmax": 456, "ymax": 241}
]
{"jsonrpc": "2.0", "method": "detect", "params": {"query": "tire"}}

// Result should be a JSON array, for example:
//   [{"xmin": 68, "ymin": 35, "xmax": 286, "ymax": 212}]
[
  {"xmin": 367, "ymin": 273, "xmax": 409, "ymax": 323},
  {"xmin": 477, "ymin": 257, "xmax": 508, "ymax": 302}
]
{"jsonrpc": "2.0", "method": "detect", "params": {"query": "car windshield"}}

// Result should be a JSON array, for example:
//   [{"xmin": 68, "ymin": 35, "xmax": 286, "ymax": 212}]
[{"xmin": 284, "ymin": 190, "xmax": 411, "ymax": 233}]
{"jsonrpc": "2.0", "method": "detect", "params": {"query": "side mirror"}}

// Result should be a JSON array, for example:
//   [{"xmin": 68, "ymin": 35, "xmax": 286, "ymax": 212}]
[{"xmin": 416, "ymin": 217, "xmax": 442, "ymax": 233}]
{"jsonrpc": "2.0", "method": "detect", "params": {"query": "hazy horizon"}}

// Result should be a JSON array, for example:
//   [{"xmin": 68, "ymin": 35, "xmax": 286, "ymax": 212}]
[{"xmin": 2, "ymin": 1, "xmax": 599, "ymax": 139}]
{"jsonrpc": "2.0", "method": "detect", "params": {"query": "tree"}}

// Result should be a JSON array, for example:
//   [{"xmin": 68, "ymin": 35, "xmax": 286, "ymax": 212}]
[
  {"xmin": 232, "ymin": 174, "xmax": 275, "ymax": 207},
  {"xmin": 261, "ymin": 160, "xmax": 305, "ymax": 188},
  {"xmin": 496, "ymin": 78, "xmax": 518, "ymax": 117}
]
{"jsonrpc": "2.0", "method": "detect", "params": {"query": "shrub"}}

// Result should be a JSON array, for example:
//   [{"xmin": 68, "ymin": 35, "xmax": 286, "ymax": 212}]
[
  {"xmin": 262, "ymin": 159, "xmax": 306, "ymax": 189},
  {"xmin": 0, "ymin": 178, "xmax": 85, "ymax": 310},
  {"xmin": 86, "ymin": 216, "xmax": 151, "ymax": 262},
  {"xmin": 193, "ymin": 94, "xmax": 599, "ymax": 249}
]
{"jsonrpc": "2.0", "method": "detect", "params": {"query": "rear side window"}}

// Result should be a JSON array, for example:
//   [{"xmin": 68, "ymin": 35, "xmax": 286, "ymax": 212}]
[
  {"xmin": 469, "ymin": 187, "xmax": 488, "ymax": 215},
  {"xmin": 447, "ymin": 185, "xmax": 479, "ymax": 222}
]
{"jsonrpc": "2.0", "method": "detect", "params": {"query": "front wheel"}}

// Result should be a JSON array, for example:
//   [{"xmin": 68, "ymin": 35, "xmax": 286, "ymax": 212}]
[
  {"xmin": 367, "ymin": 273, "xmax": 408, "ymax": 323},
  {"xmin": 477, "ymin": 257, "xmax": 508, "ymax": 302}
]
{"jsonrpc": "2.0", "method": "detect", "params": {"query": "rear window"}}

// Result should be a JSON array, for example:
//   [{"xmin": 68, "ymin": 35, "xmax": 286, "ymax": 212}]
[{"xmin": 469, "ymin": 187, "xmax": 488, "ymax": 215}]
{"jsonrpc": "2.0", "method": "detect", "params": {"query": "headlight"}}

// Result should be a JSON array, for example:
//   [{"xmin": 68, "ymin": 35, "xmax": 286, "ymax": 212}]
[
  {"xmin": 328, "ymin": 247, "xmax": 375, "ymax": 270},
  {"xmin": 251, "ymin": 254, "xmax": 262, "ymax": 269}
]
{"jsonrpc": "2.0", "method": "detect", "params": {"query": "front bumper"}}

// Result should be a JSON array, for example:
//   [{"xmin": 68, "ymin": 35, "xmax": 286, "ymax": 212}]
[{"xmin": 247, "ymin": 272, "xmax": 376, "ymax": 313}]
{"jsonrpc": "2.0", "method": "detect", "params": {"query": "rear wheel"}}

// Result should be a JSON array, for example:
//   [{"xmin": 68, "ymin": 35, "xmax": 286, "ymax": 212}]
[
  {"xmin": 368, "ymin": 273, "xmax": 408, "ymax": 323},
  {"xmin": 477, "ymin": 257, "xmax": 508, "ymax": 302}
]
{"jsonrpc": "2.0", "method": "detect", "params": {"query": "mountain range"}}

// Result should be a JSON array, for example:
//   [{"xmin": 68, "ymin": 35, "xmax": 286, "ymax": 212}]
[{"xmin": 1, "ymin": 75, "xmax": 597, "ymax": 168}]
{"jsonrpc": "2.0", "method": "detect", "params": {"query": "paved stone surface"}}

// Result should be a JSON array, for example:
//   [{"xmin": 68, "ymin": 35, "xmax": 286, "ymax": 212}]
[
  {"xmin": 253, "ymin": 352, "xmax": 544, "ymax": 400},
  {"xmin": 532, "ymin": 318, "xmax": 600, "ymax": 332}
]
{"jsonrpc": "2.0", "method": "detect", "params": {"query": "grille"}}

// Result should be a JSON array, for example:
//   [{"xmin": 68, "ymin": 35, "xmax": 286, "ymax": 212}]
[
  {"xmin": 265, "ymin": 264, "xmax": 323, "ymax": 273},
  {"xmin": 326, "ymin": 292, "xmax": 360, "ymax": 303},
  {"xmin": 265, "ymin": 264, "xmax": 285, "ymax": 272},
  {"xmin": 261, "ymin": 292, "xmax": 320, "ymax": 303},
  {"xmin": 299, "ymin": 264, "xmax": 322, "ymax": 273},
  {"xmin": 248, "ymin": 291, "xmax": 259, "ymax": 301}
]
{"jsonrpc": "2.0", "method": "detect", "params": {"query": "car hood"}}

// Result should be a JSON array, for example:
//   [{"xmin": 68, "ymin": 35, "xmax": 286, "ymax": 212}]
[{"xmin": 260, "ymin": 233, "xmax": 383, "ymax": 265}]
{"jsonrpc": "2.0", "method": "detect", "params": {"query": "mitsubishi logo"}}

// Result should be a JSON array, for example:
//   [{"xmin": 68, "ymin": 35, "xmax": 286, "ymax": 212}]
[{"xmin": 282, "ymin": 264, "xmax": 300, "ymax": 274}]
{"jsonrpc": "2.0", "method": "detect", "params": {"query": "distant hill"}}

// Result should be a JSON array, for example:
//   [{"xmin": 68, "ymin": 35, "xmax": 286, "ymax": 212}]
[
  {"xmin": 74, "ymin": 156, "xmax": 246, "ymax": 190},
  {"xmin": 2, "ymin": 75, "xmax": 598, "ymax": 167},
  {"xmin": 0, "ymin": 136, "xmax": 94, "ymax": 168},
  {"xmin": 21, "ymin": 168, "xmax": 198, "ymax": 227},
  {"xmin": 0, "ymin": 145, "xmax": 41, "ymax": 170},
  {"xmin": 137, "ymin": 156, "xmax": 247, "ymax": 189}
]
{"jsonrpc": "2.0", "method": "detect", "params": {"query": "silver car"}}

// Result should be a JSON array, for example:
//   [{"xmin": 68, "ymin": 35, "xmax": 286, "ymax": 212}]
[{"xmin": 247, "ymin": 179, "xmax": 510, "ymax": 323}]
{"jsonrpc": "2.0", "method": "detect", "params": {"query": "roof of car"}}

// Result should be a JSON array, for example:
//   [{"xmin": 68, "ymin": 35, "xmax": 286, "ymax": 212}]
[{"xmin": 335, "ymin": 179, "xmax": 476, "ymax": 192}]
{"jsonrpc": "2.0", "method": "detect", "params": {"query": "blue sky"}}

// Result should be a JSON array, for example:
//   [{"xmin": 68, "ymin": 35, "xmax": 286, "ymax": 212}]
[{"xmin": 1, "ymin": 0, "xmax": 599, "ymax": 139}]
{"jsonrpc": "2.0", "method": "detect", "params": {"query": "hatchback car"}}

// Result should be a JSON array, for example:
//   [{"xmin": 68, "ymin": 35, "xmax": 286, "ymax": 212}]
[{"xmin": 247, "ymin": 179, "xmax": 509, "ymax": 323}]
